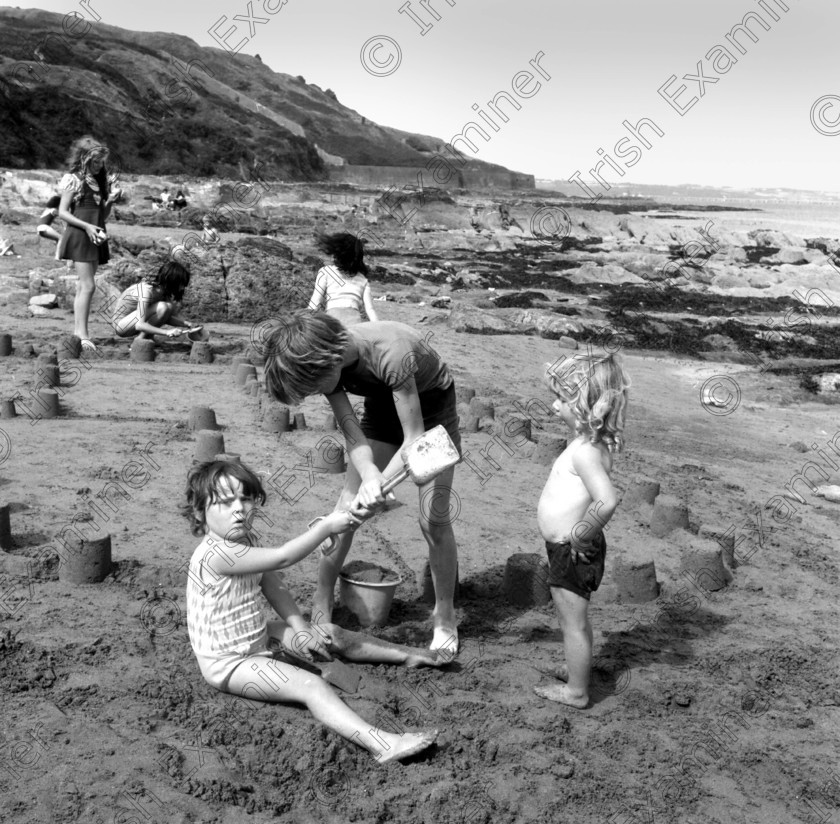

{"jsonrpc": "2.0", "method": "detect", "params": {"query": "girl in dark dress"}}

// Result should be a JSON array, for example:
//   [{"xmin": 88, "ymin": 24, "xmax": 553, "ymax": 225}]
[{"xmin": 56, "ymin": 136, "xmax": 120, "ymax": 351}]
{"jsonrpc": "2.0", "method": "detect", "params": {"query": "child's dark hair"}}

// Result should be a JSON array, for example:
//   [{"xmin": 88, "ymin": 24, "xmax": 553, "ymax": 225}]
[
  {"xmin": 315, "ymin": 232, "xmax": 368, "ymax": 276},
  {"xmin": 264, "ymin": 310, "xmax": 348, "ymax": 405},
  {"xmin": 182, "ymin": 460, "xmax": 267, "ymax": 537},
  {"xmin": 147, "ymin": 260, "xmax": 191, "ymax": 302},
  {"xmin": 46, "ymin": 195, "xmax": 61, "ymax": 209}
]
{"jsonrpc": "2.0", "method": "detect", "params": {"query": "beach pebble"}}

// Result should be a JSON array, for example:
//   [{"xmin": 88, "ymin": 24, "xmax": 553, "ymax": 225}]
[
  {"xmin": 790, "ymin": 441, "xmax": 809, "ymax": 453},
  {"xmin": 552, "ymin": 762, "xmax": 575, "ymax": 779}
]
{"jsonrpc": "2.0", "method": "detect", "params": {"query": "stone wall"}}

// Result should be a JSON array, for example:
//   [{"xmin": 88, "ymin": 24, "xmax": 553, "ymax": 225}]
[{"xmin": 329, "ymin": 164, "xmax": 535, "ymax": 191}]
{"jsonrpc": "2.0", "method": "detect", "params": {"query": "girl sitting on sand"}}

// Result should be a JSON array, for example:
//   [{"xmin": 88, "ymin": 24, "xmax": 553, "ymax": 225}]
[
  {"xmin": 184, "ymin": 458, "xmax": 440, "ymax": 764},
  {"xmin": 112, "ymin": 260, "xmax": 201, "ymax": 340},
  {"xmin": 308, "ymin": 232, "xmax": 379, "ymax": 325}
]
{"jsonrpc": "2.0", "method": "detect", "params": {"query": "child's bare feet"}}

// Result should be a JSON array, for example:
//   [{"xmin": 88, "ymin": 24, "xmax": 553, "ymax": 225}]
[
  {"xmin": 533, "ymin": 684, "xmax": 588, "ymax": 709},
  {"xmin": 405, "ymin": 649, "xmax": 447, "ymax": 668},
  {"xmin": 375, "ymin": 729, "xmax": 438, "ymax": 763},
  {"xmin": 430, "ymin": 625, "xmax": 458, "ymax": 662}
]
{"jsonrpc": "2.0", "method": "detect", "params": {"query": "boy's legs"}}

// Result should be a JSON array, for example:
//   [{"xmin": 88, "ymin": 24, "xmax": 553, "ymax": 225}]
[
  {"xmin": 534, "ymin": 586, "xmax": 591, "ymax": 708},
  {"xmin": 418, "ymin": 466, "xmax": 459, "ymax": 658},
  {"xmin": 312, "ymin": 440, "xmax": 397, "ymax": 623},
  {"xmin": 225, "ymin": 654, "xmax": 436, "ymax": 763}
]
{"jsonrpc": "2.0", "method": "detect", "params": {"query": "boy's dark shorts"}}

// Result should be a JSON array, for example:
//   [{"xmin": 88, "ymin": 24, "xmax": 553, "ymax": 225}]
[
  {"xmin": 360, "ymin": 382, "xmax": 462, "ymax": 455},
  {"xmin": 544, "ymin": 532, "xmax": 607, "ymax": 601}
]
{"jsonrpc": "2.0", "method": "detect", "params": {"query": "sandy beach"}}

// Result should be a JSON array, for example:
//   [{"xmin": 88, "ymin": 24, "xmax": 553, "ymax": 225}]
[{"xmin": 0, "ymin": 183, "xmax": 839, "ymax": 824}]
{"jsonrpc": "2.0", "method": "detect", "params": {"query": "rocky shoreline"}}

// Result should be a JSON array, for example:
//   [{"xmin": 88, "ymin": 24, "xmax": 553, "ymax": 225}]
[{"xmin": 3, "ymin": 170, "xmax": 840, "ymax": 397}]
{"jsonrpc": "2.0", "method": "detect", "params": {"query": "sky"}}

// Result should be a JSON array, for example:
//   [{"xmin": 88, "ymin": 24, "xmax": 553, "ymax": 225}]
[{"xmin": 8, "ymin": 0, "xmax": 840, "ymax": 191}]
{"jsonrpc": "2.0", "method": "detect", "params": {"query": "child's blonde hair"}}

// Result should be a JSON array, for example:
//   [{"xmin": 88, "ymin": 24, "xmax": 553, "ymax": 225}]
[
  {"xmin": 545, "ymin": 352, "xmax": 630, "ymax": 452},
  {"xmin": 264, "ymin": 310, "xmax": 349, "ymax": 405}
]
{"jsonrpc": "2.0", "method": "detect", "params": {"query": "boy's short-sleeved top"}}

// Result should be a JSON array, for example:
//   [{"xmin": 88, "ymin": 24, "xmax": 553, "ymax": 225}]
[{"xmin": 339, "ymin": 321, "xmax": 452, "ymax": 398}]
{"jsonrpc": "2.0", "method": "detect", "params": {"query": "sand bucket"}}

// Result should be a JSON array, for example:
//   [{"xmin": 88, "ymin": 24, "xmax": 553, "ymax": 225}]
[
  {"xmin": 187, "ymin": 327, "xmax": 210, "ymax": 342},
  {"xmin": 339, "ymin": 562, "xmax": 402, "ymax": 627}
]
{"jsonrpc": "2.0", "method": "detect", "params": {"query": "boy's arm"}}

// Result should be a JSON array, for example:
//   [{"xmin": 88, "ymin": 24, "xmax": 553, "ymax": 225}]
[
  {"xmin": 326, "ymin": 389, "xmax": 386, "ymax": 509},
  {"xmin": 384, "ymin": 375, "xmax": 425, "ymax": 477},
  {"xmin": 570, "ymin": 444, "xmax": 618, "ymax": 561},
  {"xmin": 203, "ymin": 511, "xmax": 358, "ymax": 576}
]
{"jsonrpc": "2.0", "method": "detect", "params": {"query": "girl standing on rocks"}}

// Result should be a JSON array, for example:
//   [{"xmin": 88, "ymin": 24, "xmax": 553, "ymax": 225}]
[{"xmin": 56, "ymin": 136, "xmax": 121, "ymax": 352}]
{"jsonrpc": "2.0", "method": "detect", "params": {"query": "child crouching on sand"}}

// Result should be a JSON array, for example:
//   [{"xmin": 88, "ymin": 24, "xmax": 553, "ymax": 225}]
[
  {"xmin": 534, "ymin": 353, "xmax": 630, "ymax": 709},
  {"xmin": 184, "ymin": 459, "xmax": 440, "ymax": 763},
  {"xmin": 112, "ymin": 260, "xmax": 201, "ymax": 340}
]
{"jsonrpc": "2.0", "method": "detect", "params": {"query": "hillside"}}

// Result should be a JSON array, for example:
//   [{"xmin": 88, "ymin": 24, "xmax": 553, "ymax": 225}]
[{"xmin": 0, "ymin": 7, "xmax": 531, "ymax": 187}]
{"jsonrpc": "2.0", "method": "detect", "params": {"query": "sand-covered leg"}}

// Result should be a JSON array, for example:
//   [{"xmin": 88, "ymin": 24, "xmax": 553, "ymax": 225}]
[
  {"xmin": 226, "ymin": 655, "xmax": 436, "ymax": 763},
  {"xmin": 326, "ymin": 623, "xmax": 445, "ymax": 668}
]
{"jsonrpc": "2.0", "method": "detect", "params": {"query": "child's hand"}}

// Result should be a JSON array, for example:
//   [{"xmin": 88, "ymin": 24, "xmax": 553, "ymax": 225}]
[
  {"xmin": 289, "ymin": 622, "xmax": 332, "ymax": 662},
  {"xmin": 166, "ymin": 328, "xmax": 185, "ymax": 338},
  {"xmin": 323, "ymin": 509, "xmax": 362, "ymax": 536}
]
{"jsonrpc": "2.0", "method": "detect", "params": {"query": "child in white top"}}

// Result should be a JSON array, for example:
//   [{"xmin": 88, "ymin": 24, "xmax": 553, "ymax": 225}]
[
  {"xmin": 37, "ymin": 195, "xmax": 63, "ymax": 243},
  {"xmin": 202, "ymin": 215, "xmax": 219, "ymax": 245},
  {"xmin": 184, "ymin": 459, "xmax": 441, "ymax": 763},
  {"xmin": 308, "ymin": 232, "xmax": 378, "ymax": 325},
  {"xmin": 534, "ymin": 353, "xmax": 630, "ymax": 709},
  {"xmin": 112, "ymin": 260, "xmax": 200, "ymax": 339}
]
